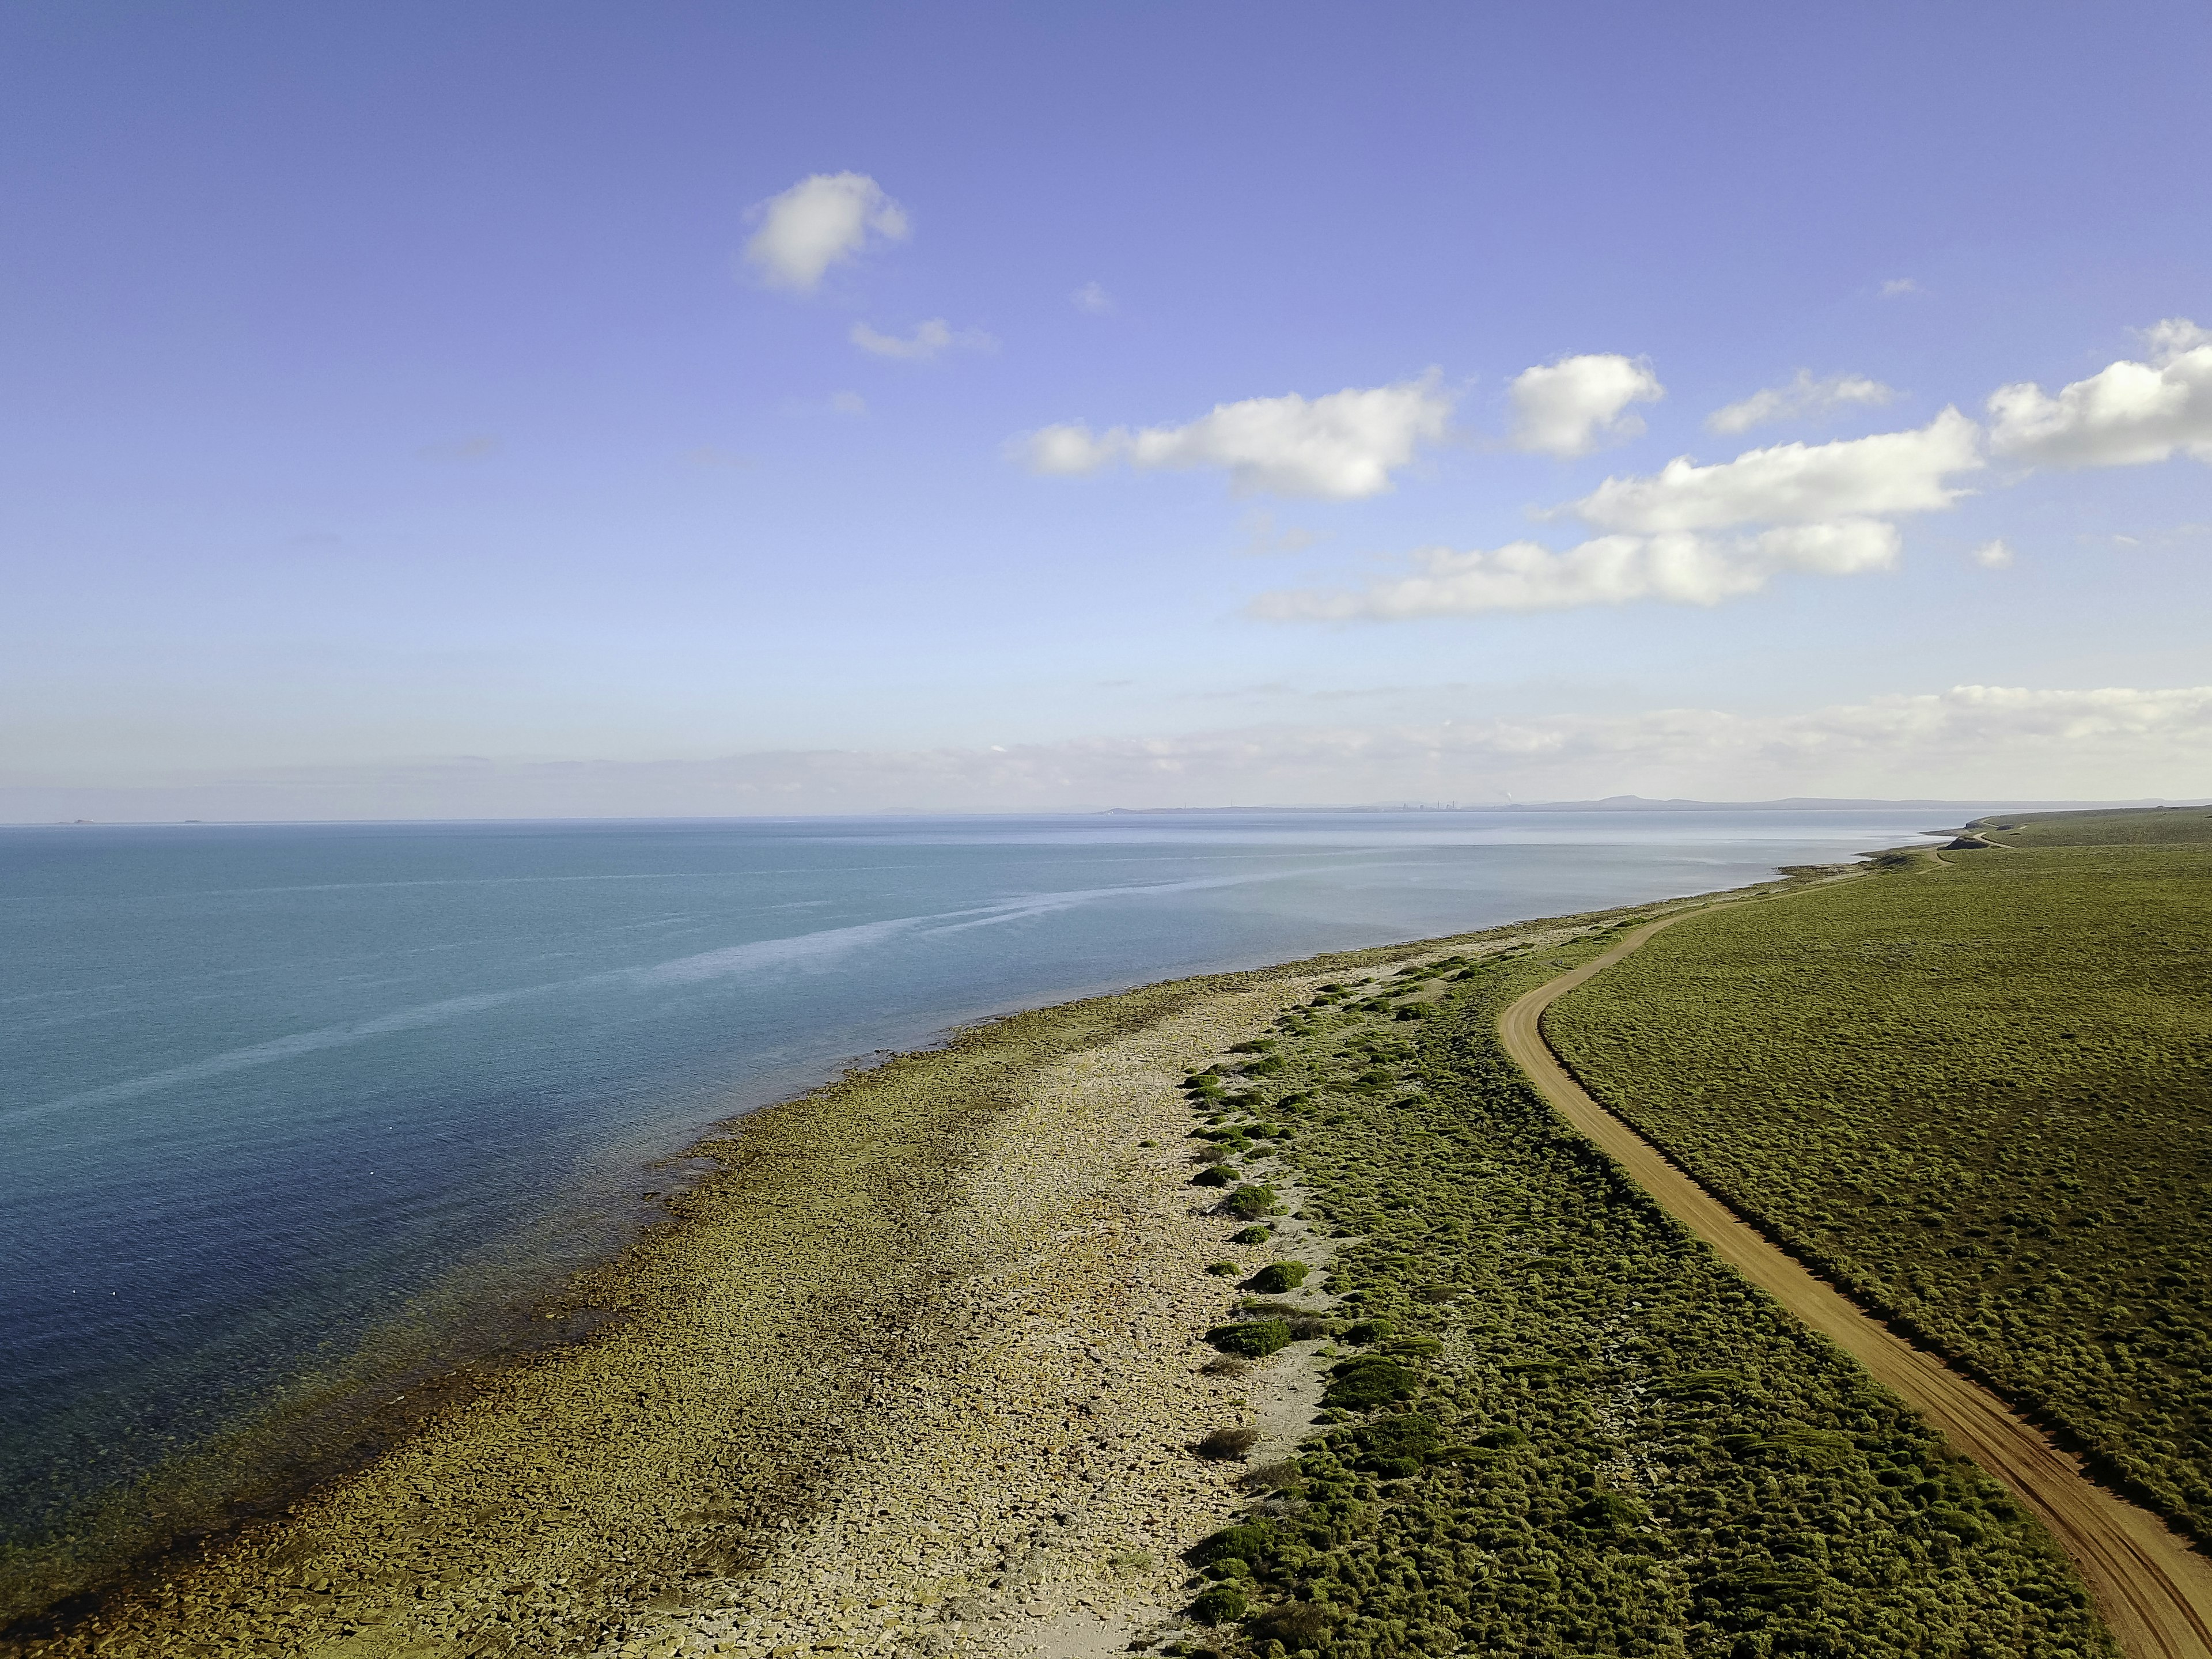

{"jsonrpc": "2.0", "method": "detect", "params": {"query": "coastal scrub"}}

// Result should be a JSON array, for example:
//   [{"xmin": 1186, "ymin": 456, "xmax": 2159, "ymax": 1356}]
[
  {"xmin": 1545, "ymin": 807, "xmax": 2212, "ymax": 1542},
  {"xmin": 1179, "ymin": 939, "xmax": 2115, "ymax": 1658}
]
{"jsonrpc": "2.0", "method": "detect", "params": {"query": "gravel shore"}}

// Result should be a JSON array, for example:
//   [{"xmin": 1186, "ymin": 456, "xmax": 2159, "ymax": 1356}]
[{"xmin": 7, "ymin": 956, "xmax": 1370, "ymax": 1659}]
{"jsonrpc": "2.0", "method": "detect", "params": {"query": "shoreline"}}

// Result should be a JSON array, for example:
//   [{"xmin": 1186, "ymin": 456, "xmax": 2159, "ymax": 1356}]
[{"xmin": 2, "ymin": 876, "xmax": 1737, "ymax": 1658}]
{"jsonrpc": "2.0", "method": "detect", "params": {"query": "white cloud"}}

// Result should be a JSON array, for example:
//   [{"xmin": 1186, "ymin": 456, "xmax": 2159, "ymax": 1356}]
[
  {"xmin": 1253, "ymin": 521, "xmax": 1900, "ymax": 618},
  {"xmin": 1707, "ymin": 370, "xmax": 1898, "ymax": 434},
  {"xmin": 1071, "ymin": 281, "xmax": 1114, "ymax": 314},
  {"xmin": 828, "ymin": 391, "xmax": 868, "ymax": 416},
  {"xmin": 1255, "ymin": 410, "xmax": 1980, "ymax": 618},
  {"xmin": 1016, "ymin": 374, "xmax": 1453, "ymax": 499},
  {"xmin": 1508, "ymin": 354, "xmax": 1664, "ymax": 457},
  {"xmin": 1986, "ymin": 318, "xmax": 2212, "ymax": 468},
  {"xmin": 1568, "ymin": 408, "xmax": 1984, "ymax": 533},
  {"xmin": 743, "ymin": 172, "xmax": 909, "ymax": 293},
  {"xmin": 849, "ymin": 318, "xmax": 996, "ymax": 361},
  {"xmin": 20, "ymin": 685, "xmax": 2207, "ymax": 817},
  {"xmin": 1881, "ymin": 278, "xmax": 1921, "ymax": 298},
  {"xmin": 1973, "ymin": 539, "xmax": 2015, "ymax": 569}
]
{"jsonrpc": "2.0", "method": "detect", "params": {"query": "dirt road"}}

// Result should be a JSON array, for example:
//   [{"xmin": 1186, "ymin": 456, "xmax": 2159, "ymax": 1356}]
[{"xmin": 1499, "ymin": 906, "xmax": 2212, "ymax": 1659}]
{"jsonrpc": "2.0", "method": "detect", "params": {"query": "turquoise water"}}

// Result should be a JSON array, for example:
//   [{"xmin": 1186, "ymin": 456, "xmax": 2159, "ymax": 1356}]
[{"xmin": 0, "ymin": 810, "xmax": 1945, "ymax": 1574}]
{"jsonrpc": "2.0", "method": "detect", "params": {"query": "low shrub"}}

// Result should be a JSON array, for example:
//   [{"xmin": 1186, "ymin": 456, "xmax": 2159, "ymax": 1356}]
[
  {"xmin": 1345, "ymin": 1412, "xmax": 1440, "ymax": 1476},
  {"xmin": 1241, "ymin": 1460, "xmax": 1303, "ymax": 1494},
  {"xmin": 1321, "ymin": 1355, "xmax": 1419, "ymax": 1410},
  {"xmin": 1186, "ymin": 1583, "xmax": 1247, "ymax": 1626},
  {"xmin": 1188, "ymin": 1521, "xmax": 1278, "ymax": 1567},
  {"xmin": 1248, "ymin": 1600, "xmax": 1331, "ymax": 1648},
  {"xmin": 1206, "ymin": 1319, "xmax": 1291, "ymax": 1358},
  {"xmin": 1222, "ymin": 1184, "xmax": 1284, "ymax": 1219},
  {"xmin": 1191, "ymin": 1166, "xmax": 1236, "ymax": 1188},
  {"xmin": 1246, "ymin": 1261, "xmax": 1309, "ymax": 1293},
  {"xmin": 1196, "ymin": 1426, "xmax": 1263, "ymax": 1460},
  {"xmin": 1205, "ymin": 1261, "xmax": 1239, "ymax": 1277},
  {"xmin": 1231, "ymin": 1225, "xmax": 1273, "ymax": 1246}
]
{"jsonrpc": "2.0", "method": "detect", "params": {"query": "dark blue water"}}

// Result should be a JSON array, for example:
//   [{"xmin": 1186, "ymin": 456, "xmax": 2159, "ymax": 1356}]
[{"xmin": 0, "ymin": 810, "xmax": 1944, "ymax": 1570}]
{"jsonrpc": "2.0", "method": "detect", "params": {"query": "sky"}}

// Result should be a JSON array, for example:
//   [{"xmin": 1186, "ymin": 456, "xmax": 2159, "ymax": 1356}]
[{"xmin": 3, "ymin": 1, "xmax": 2209, "ymax": 819}]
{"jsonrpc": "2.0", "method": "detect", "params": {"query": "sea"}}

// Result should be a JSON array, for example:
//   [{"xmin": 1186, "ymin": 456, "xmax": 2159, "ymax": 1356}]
[{"xmin": 0, "ymin": 808, "xmax": 1952, "ymax": 1603}]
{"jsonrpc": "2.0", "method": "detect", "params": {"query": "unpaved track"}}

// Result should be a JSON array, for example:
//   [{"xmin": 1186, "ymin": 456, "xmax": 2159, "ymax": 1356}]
[{"xmin": 1500, "ymin": 903, "xmax": 2212, "ymax": 1659}]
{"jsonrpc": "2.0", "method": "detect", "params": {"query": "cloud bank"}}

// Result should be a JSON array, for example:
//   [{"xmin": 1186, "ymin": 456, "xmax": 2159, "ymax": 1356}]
[
  {"xmin": 1255, "ymin": 522, "xmax": 1900, "ymax": 618},
  {"xmin": 1508, "ymin": 354, "xmax": 1664, "ymax": 457},
  {"xmin": 13, "ymin": 685, "xmax": 2206, "ymax": 821},
  {"xmin": 1707, "ymin": 370, "xmax": 1897, "ymax": 434},
  {"xmin": 1260, "ymin": 411, "xmax": 1982, "ymax": 617},
  {"xmin": 1987, "ymin": 319, "xmax": 2212, "ymax": 468},
  {"xmin": 744, "ymin": 172, "xmax": 909, "ymax": 292},
  {"xmin": 1567, "ymin": 408, "xmax": 1983, "ymax": 532},
  {"xmin": 1017, "ymin": 375, "xmax": 1452, "ymax": 499}
]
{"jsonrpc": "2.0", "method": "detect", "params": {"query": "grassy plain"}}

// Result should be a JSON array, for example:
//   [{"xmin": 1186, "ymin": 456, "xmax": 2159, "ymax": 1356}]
[
  {"xmin": 1544, "ymin": 808, "xmax": 2212, "ymax": 1543},
  {"xmin": 1181, "ymin": 938, "xmax": 2112, "ymax": 1659}
]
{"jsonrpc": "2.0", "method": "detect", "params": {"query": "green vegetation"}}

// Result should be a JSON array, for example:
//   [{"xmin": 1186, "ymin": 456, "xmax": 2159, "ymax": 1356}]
[
  {"xmin": 1224, "ymin": 1184, "xmax": 1285, "ymax": 1221},
  {"xmin": 1248, "ymin": 1262, "xmax": 1311, "ymax": 1294},
  {"xmin": 1545, "ymin": 808, "xmax": 2212, "ymax": 1540},
  {"xmin": 1209, "ymin": 1320, "xmax": 1293, "ymax": 1359},
  {"xmin": 1181, "ymin": 935, "xmax": 2113, "ymax": 1658}
]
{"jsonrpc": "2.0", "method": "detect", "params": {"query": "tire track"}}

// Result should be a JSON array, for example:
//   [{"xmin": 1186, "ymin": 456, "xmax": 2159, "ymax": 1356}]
[{"xmin": 1499, "ymin": 905, "xmax": 2212, "ymax": 1659}]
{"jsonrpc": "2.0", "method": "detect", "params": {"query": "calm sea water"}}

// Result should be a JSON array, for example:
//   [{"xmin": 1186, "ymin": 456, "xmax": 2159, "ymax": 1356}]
[{"xmin": 0, "ymin": 809, "xmax": 1948, "ymax": 1575}]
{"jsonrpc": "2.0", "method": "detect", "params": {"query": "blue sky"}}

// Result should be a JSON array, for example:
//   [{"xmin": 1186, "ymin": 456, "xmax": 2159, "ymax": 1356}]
[{"xmin": 3, "ymin": 2, "xmax": 2209, "ymax": 816}]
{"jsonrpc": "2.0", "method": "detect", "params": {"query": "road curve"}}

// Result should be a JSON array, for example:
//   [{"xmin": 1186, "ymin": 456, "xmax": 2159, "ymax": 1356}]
[{"xmin": 1499, "ymin": 904, "xmax": 2212, "ymax": 1659}]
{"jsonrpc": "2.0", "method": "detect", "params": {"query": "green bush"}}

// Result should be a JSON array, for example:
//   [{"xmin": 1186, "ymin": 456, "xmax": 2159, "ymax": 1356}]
[
  {"xmin": 1232, "ymin": 1225, "xmax": 1274, "ymax": 1246},
  {"xmin": 1187, "ymin": 1521, "xmax": 1278, "ymax": 1567},
  {"xmin": 1321, "ymin": 1356, "xmax": 1419, "ymax": 1410},
  {"xmin": 1191, "ymin": 1166, "xmax": 1236, "ymax": 1188},
  {"xmin": 1247, "ymin": 1261, "xmax": 1310, "ymax": 1294},
  {"xmin": 1206, "ymin": 1319, "xmax": 1291, "ymax": 1358},
  {"xmin": 1187, "ymin": 1583, "xmax": 1248, "ymax": 1626},
  {"xmin": 1345, "ymin": 1412, "xmax": 1440, "ymax": 1472},
  {"xmin": 1223, "ymin": 1184, "xmax": 1285, "ymax": 1219},
  {"xmin": 1248, "ymin": 1600, "xmax": 1331, "ymax": 1649},
  {"xmin": 1205, "ymin": 1261, "xmax": 1240, "ymax": 1277}
]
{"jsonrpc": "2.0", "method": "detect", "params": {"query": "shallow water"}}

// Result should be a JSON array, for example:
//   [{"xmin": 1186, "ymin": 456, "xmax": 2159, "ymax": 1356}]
[{"xmin": 0, "ymin": 809, "xmax": 1948, "ymax": 1567}]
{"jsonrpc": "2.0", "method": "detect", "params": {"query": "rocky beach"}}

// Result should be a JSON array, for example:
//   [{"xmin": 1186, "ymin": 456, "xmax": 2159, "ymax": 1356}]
[{"xmin": 8, "ymin": 932, "xmax": 1473, "ymax": 1659}]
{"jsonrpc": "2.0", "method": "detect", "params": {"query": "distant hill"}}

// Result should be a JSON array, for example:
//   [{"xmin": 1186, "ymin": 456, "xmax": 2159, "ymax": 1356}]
[
  {"xmin": 1504, "ymin": 794, "xmax": 2188, "ymax": 812},
  {"xmin": 1097, "ymin": 796, "xmax": 2193, "ymax": 815}
]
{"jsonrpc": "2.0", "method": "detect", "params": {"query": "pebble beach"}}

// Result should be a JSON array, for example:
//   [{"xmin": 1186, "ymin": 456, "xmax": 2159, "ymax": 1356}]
[{"xmin": 9, "ymin": 945, "xmax": 1419, "ymax": 1659}]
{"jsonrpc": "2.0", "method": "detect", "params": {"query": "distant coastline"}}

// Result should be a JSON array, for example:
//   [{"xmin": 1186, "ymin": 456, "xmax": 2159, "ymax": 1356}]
[{"xmin": 1099, "ymin": 795, "xmax": 2199, "ymax": 815}]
